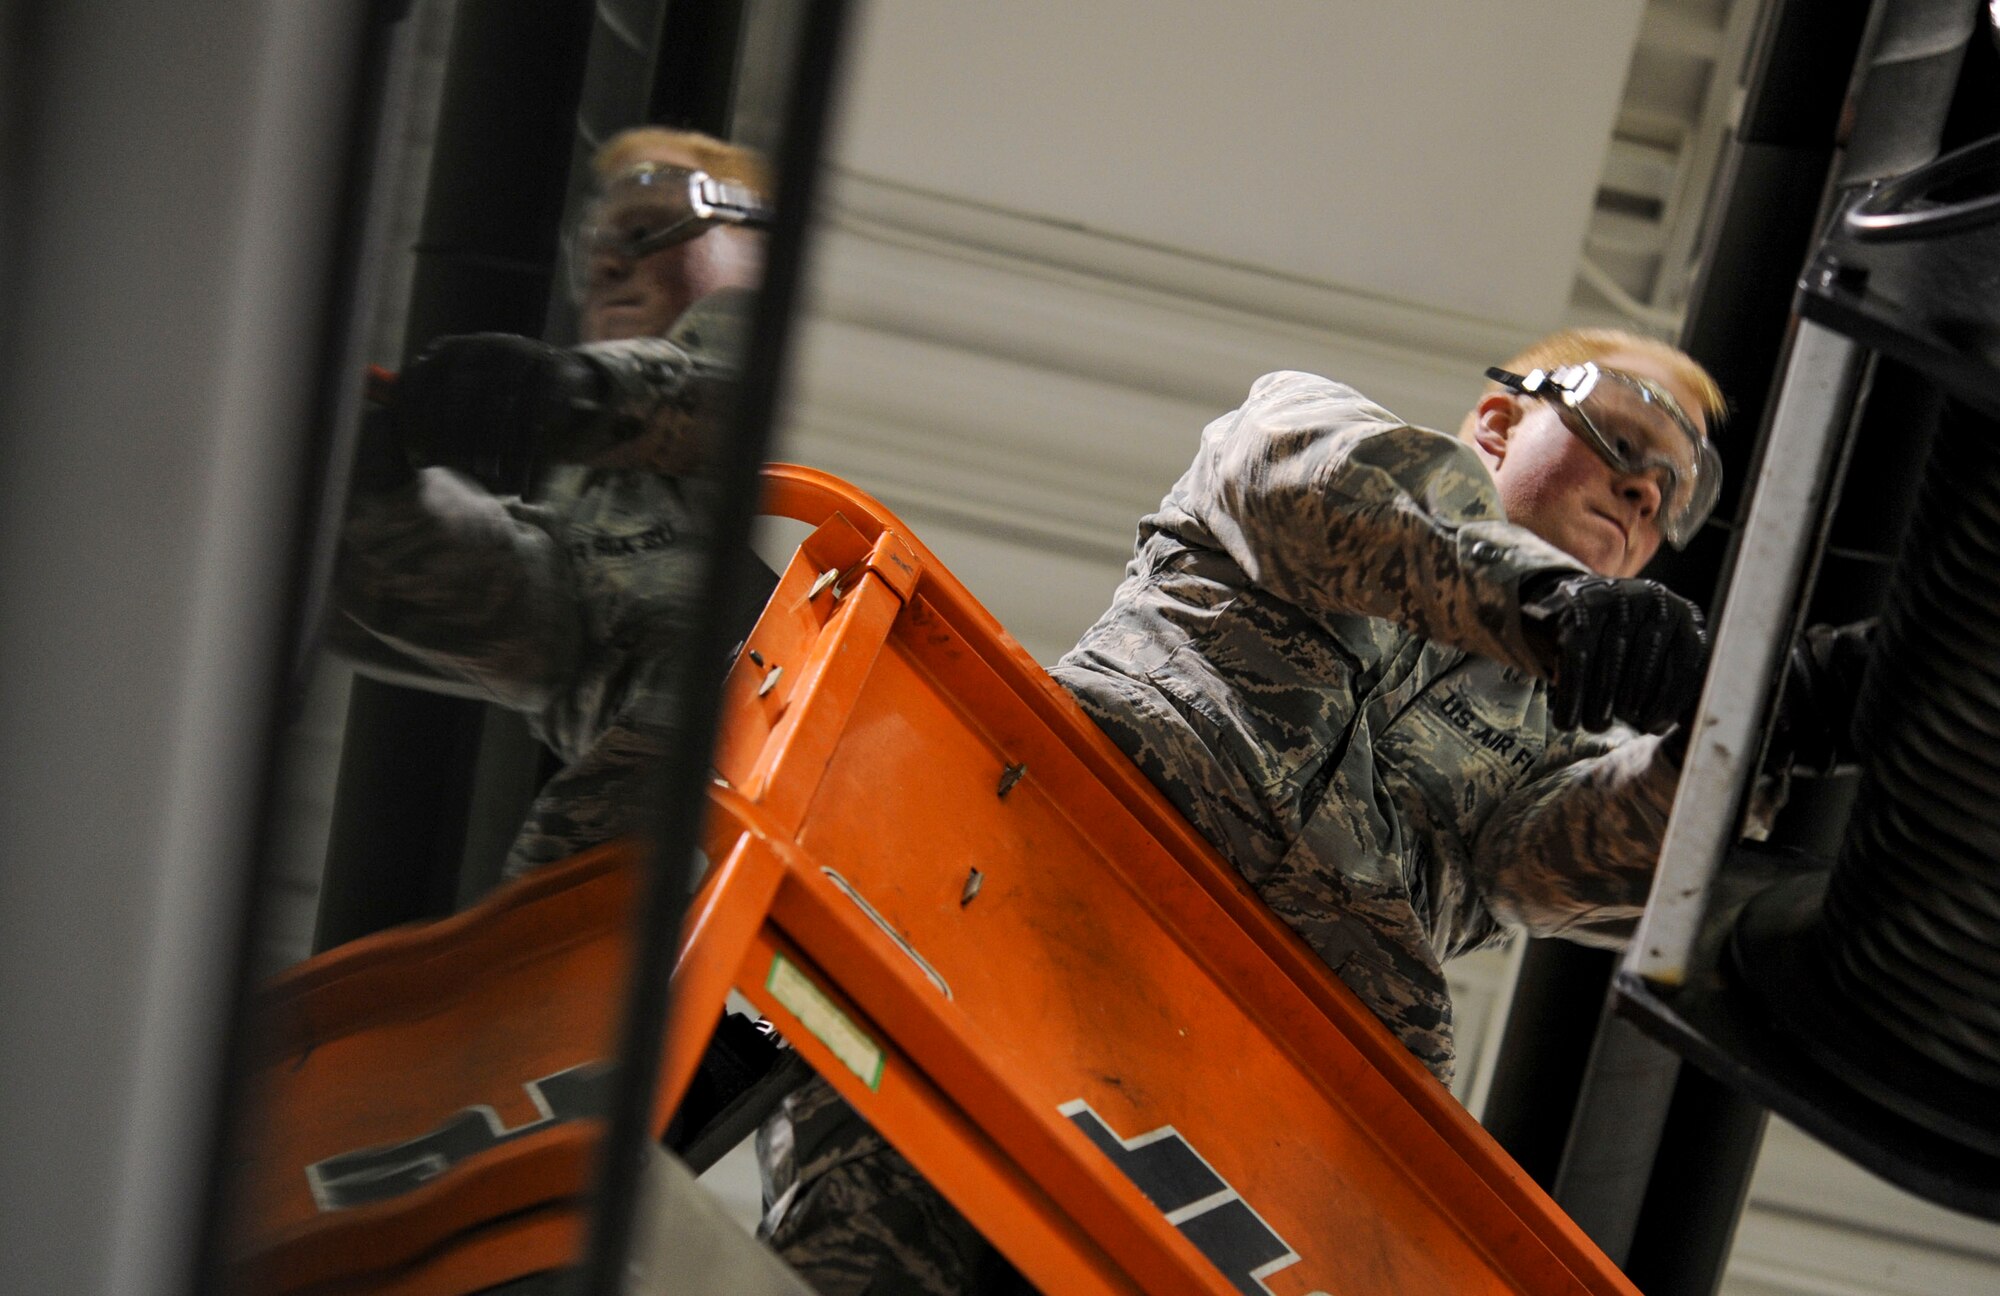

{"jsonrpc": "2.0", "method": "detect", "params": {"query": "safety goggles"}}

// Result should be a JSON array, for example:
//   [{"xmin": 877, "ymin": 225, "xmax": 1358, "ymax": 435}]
[
  {"xmin": 567, "ymin": 161, "xmax": 772, "ymax": 300},
  {"xmin": 1484, "ymin": 361, "xmax": 1721, "ymax": 548}
]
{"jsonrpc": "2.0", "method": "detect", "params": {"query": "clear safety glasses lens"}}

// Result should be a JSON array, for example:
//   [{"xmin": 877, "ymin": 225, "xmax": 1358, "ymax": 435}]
[
  {"xmin": 1485, "ymin": 363, "xmax": 1720, "ymax": 549},
  {"xmin": 565, "ymin": 163, "xmax": 772, "ymax": 300}
]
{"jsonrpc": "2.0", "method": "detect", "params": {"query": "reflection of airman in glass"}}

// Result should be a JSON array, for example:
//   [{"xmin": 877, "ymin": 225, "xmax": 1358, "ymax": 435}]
[
  {"xmin": 331, "ymin": 126, "xmax": 770, "ymax": 881},
  {"xmin": 575, "ymin": 128, "xmax": 769, "ymax": 344}
]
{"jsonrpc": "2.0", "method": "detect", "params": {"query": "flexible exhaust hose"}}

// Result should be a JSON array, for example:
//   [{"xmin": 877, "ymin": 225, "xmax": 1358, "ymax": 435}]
[{"xmin": 1826, "ymin": 400, "xmax": 2000, "ymax": 1088}]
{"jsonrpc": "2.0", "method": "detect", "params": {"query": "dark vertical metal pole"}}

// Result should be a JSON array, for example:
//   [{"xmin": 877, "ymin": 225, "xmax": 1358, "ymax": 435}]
[
  {"xmin": 577, "ymin": 2, "xmax": 855, "ymax": 1290},
  {"xmin": 1552, "ymin": 1016, "xmax": 1685, "ymax": 1265},
  {"xmin": 1622, "ymin": 1068, "xmax": 1769, "ymax": 1296},
  {"xmin": 1480, "ymin": 944, "xmax": 1617, "ymax": 1189},
  {"xmin": 315, "ymin": 0, "xmax": 596, "ymax": 949},
  {"xmin": 649, "ymin": 0, "xmax": 749, "ymax": 129}
]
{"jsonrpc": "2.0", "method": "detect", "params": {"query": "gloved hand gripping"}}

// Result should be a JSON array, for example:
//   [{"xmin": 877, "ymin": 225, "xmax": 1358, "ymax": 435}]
[
  {"xmin": 391, "ymin": 333, "xmax": 610, "ymax": 494},
  {"xmin": 1519, "ymin": 570, "xmax": 1709, "ymax": 735}
]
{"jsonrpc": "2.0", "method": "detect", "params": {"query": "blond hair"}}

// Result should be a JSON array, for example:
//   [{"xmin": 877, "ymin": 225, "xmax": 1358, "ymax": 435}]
[
  {"xmin": 1493, "ymin": 327, "xmax": 1726, "ymax": 429},
  {"xmin": 592, "ymin": 126, "xmax": 772, "ymax": 199}
]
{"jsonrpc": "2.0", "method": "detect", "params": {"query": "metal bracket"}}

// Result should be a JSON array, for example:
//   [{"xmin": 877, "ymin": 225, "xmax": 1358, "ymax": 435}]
[{"xmin": 1626, "ymin": 319, "xmax": 1866, "ymax": 985}]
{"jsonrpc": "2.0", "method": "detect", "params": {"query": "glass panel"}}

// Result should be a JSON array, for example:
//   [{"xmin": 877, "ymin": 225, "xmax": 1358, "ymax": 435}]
[{"xmin": 226, "ymin": 1, "xmax": 828, "ymax": 1291}]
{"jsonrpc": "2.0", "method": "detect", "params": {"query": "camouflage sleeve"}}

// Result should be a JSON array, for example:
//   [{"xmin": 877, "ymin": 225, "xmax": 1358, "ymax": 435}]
[
  {"xmin": 326, "ymin": 289, "xmax": 750, "ymax": 709},
  {"xmin": 1187, "ymin": 370, "xmax": 1587, "ymax": 674},
  {"xmin": 1468, "ymin": 727, "xmax": 1680, "ymax": 946},
  {"xmin": 558, "ymin": 287, "xmax": 751, "ymax": 476},
  {"xmin": 328, "ymin": 466, "xmax": 582, "ymax": 712}
]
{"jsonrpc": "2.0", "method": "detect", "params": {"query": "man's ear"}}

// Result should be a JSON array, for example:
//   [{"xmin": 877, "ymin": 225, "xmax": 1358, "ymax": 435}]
[{"xmin": 1470, "ymin": 393, "xmax": 1519, "ymax": 465}]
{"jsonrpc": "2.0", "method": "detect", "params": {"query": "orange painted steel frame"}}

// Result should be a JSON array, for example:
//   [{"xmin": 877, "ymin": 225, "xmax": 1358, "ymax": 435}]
[
  {"xmin": 671, "ymin": 466, "xmax": 1638, "ymax": 1296},
  {"xmin": 234, "ymin": 844, "xmax": 628, "ymax": 1294},
  {"xmin": 232, "ymin": 466, "xmax": 1640, "ymax": 1296}
]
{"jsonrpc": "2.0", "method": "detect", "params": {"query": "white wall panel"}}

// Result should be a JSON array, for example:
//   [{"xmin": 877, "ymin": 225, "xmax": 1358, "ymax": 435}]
[{"xmin": 837, "ymin": 0, "xmax": 1644, "ymax": 328}]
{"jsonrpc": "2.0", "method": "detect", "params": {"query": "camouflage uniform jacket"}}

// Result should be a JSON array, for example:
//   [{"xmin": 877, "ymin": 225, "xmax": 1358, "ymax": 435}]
[
  {"xmin": 1052, "ymin": 371, "xmax": 1681, "ymax": 1083},
  {"xmin": 329, "ymin": 295, "xmax": 756, "ymax": 878}
]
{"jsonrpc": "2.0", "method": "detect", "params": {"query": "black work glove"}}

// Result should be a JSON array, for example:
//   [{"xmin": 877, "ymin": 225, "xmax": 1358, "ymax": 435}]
[
  {"xmin": 390, "ymin": 333, "xmax": 609, "ymax": 494},
  {"xmin": 1518, "ymin": 570, "xmax": 1709, "ymax": 735},
  {"xmin": 1768, "ymin": 618, "xmax": 1876, "ymax": 774},
  {"xmin": 348, "ymin": 400, "xmax": 417, "ymax": 494}
]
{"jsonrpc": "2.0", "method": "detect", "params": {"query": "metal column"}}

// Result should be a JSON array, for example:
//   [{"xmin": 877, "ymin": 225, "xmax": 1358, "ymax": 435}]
[{"xmin": 0, "ymin": 3, "xmax": 379, "ymax": 1292}]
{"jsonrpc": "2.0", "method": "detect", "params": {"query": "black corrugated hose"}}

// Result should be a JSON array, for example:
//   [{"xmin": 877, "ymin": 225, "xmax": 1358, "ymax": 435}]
[{"xmin": 1826, "ymin": 396, "xmax": 2000, "ymax": 1089}]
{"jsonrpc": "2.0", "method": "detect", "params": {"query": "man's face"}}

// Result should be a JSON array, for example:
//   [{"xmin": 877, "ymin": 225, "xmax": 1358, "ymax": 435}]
[
  {"xmin": 576, "ymin": 144, "xmax": 764, "ymax": 344},
  {"xmin": 1473, "ymin": 349, "xmax": 1708, "ymax": 578}
]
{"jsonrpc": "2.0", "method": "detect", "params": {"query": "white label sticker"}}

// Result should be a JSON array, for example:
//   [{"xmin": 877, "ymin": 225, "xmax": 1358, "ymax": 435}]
[{"xmin": 766, "ymin": 953, "xmax": 885, "ymax": 1091}]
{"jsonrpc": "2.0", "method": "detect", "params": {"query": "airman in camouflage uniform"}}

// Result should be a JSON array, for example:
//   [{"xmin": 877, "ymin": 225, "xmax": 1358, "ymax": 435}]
[
  {"xmin": 330, "ymin": 289, "xmax": 756, "ymax": 879},
  {"xmin": 1053, "ymin": 365, "xmax": 1699, "ymax": 1082}
]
